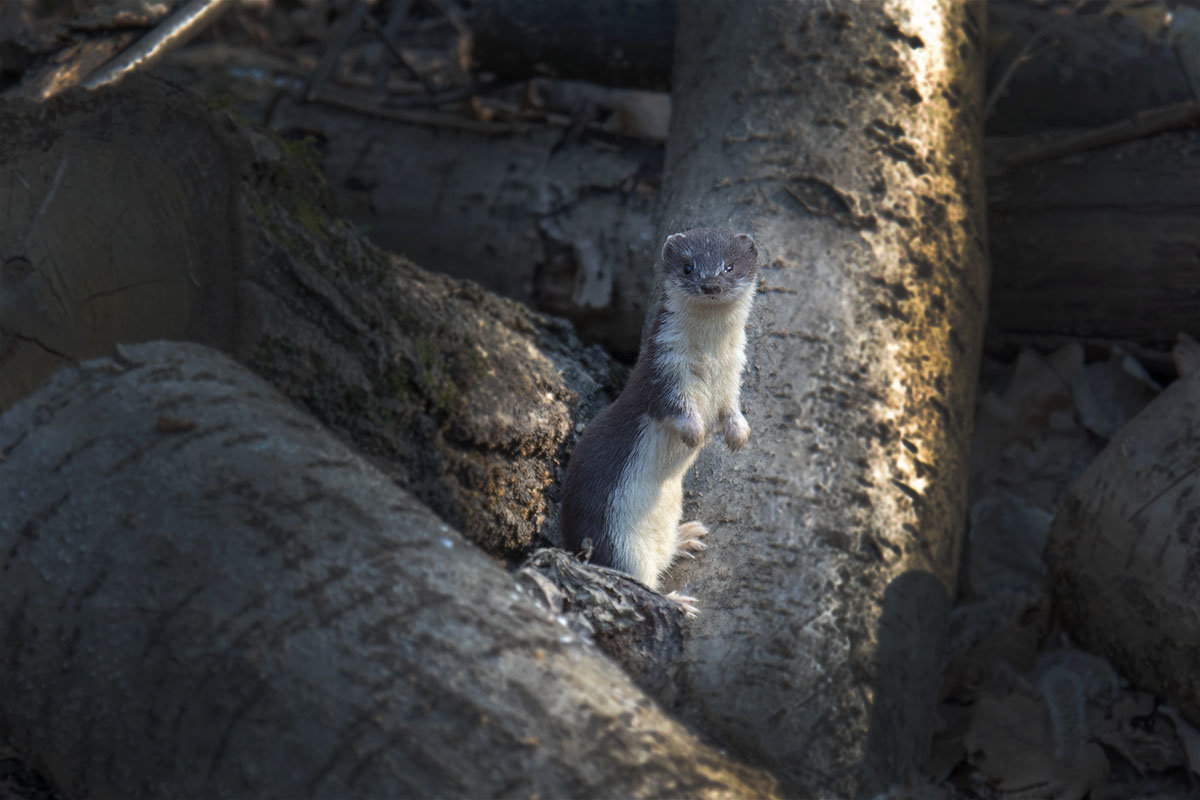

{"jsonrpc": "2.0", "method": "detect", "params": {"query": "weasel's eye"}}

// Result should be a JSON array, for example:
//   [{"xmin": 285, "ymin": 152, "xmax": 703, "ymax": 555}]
[
  {"xmin": 724, "ymin": 263, "xmax": 734, "ymax": 272},
  {"xmin": 683, "ymin": 263, "xmax": 694, "ymax": 274}
]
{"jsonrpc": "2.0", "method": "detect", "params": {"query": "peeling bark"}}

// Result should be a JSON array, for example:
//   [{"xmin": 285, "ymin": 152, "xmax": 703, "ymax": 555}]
[
  {"xmin": 0, "ymin": 341, "xmax": 780, "ymax": 800},
  {"xmin": 650, "ymin": 2, "xmax": 988, "ymax": 795},
  {"xmin": 518, "ymin": 548, "xmax": 688, "ymax": 704}
]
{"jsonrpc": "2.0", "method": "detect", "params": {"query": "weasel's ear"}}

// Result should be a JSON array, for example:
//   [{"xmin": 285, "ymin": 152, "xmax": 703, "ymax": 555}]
[
  {"xmin": 662, "ymin": 232, "xmax": 687, "ymax": 263},
  {"xmin": 735, "ymin": 233, "xmax": 758, "ymax": 261}
]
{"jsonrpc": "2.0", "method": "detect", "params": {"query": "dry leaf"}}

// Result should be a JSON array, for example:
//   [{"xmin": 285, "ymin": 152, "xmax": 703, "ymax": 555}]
[
  {"xmin": 1070, "ymin": 346, "xmax": 1160, "ymax": 439},
  {"xmin": 1159, "ymin": 706, "xmax": 1200, "ymax": 779},
  {"xmin": 967, "ymin": 493, "xmax": 1052, "ymax": 596}
]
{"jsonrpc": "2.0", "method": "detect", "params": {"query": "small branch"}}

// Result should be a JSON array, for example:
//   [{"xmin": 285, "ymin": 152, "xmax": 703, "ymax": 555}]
[
  {"xmin": 307, "ymin": 81, "xmax": 572, "ymax": 135},
  {"xmin": 363, "ymin": 2, "xmax": 435, "ymax": 95},
  {"xmin": 1, "ymin": 326, "xmax": 77, "ymax": 364},
  {"xmin": 371, "ymin": 0, "xmax": 419, "ymax": 97},
  {"xmin": 989, "ymin": 100, "xmax": 1200, "ymax": 170},
  {"xmin": 305, "ymin": 0, "xmax": 369, "ymax": 102},
  {"xmin": 81, "ymin": 0, "xmax": 235, "ymax": 90},
  {"xmin": 984, "ymin": 0, "xmax": 1096, "ymax": 120}
]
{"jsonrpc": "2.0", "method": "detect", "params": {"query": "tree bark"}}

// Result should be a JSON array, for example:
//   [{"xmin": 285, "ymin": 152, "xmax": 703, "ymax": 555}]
[
  {"xmin": 653, "ymin": 2, "xmax": 988, "ymax": 795},
  {"xmin": 0, "ymin": 341, "xmax": 780, "ymax": 800},
  {"xmin": 0, "ymin": 76, "xmax": 618, "ymax": 559},
  {"xmin": 517, "ymin": 547, "xmax": 691, "ymax": 704}
]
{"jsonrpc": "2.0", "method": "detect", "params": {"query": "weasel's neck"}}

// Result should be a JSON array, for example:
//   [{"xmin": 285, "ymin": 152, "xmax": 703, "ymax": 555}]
[{"xmin": 655, "ymin": 287, "xmax": 754, "ymax": 352}]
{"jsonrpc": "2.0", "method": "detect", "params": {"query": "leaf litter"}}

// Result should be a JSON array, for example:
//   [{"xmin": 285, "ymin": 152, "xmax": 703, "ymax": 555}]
[{"xmin": 935, "ymin": 342, "xmax": 1199, "ymax": 799}]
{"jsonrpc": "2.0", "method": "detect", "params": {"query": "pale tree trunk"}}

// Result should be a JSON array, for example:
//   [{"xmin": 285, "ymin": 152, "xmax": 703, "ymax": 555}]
[
  {"xmin": 654, "ymin": 2, "xmax": 988, "ymax": 795},
  {"xmin": 0, "ymin": 341, "xmax": 780, "ymax": 800}
]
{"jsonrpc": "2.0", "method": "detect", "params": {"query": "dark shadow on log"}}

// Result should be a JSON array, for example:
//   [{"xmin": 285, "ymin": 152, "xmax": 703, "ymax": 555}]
[
  {"xmin": 860, "ymin": 570, "xmax": 951, "ymax": 797},
  {"xmin": 988, "ymin": 131, "xmax": 1200, "ymax": 355}
]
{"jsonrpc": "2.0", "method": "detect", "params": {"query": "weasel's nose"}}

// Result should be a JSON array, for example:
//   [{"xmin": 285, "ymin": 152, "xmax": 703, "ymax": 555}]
[{"xmin": 701, "ymin": 283, "xmax": 722, "ymax": 296}]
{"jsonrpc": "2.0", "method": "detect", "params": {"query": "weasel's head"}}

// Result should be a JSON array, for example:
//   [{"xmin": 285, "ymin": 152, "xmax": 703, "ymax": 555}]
[{"xmin": 661, "ymin": 228, "xmax": 758, "ymax": 305}]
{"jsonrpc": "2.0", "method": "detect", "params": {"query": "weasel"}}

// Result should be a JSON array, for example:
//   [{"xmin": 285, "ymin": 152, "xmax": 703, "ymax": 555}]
[{"xmin": 559, "ymin": 228, "xmax": 759, "ymax": 607}]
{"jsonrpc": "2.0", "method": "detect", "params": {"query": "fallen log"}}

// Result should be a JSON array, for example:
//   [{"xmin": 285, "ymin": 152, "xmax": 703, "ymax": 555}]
[
  {"xmin": 988, "ymin": 130, "xmax": 1200, "ymax": 354},
  {"xmin": 0, "ymin": 76, "xmax": 616, "ymax": 558},
  {"xmin": 472, "ymin": 0, "xmax": 675, "ymax": 92},
  {"xmin": 0, "ymin": 340, "xmax": 780, "ymax": 799},
  {"xmin": 264, "ymin": 92, "xmax": 662, "ymax": 359},
  {"xmin": 1046, "ymin": 371, "xmax": 1200, "ymax": 727},
  {"xmin": 253, "ymin": 88, "xmax": 1200, "ymax": 370}
]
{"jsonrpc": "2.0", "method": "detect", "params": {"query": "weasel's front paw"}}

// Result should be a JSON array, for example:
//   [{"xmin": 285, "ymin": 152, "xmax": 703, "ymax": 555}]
[
  {"xmin": 670, "ymin": 412, "xmax": 704, "ymax": 448},
  {"xmin": 722, "ymin": 409, "xmax": 750, "ymax": 451}
]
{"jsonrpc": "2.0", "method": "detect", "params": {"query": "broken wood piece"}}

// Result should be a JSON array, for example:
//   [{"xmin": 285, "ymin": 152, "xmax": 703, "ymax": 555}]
[
  {"xmin": 1047, "ymin": 372, "xmax": 1200, "ymax": 728},
  {"xmin": 81, "ymin": 0, "xmax": 235, "ymax": 90}
]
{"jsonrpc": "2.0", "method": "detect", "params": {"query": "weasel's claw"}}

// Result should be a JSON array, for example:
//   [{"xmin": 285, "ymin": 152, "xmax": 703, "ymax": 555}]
[
  {"xmin": 676, "ymin": 520, "xmax": 709, "ymax": 558},
  {"xmin": 665, "ymin": 591, "xmax": 700, "ymax": 617}
]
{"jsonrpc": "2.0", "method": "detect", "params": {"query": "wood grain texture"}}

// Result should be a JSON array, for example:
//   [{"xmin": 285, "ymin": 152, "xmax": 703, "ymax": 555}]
[{"xmin": 989, "ymin": 131, "xmax": 1200, "ymax": 353}]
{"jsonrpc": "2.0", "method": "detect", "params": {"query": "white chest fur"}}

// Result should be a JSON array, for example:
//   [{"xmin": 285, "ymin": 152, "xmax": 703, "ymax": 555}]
[
  {"xmin": 655, "ymin": 288, "xmax": 753, "ymax": 428},
  {"xmin": 604, "ymin": 287, "xmax": 754, "ymax": 588}
]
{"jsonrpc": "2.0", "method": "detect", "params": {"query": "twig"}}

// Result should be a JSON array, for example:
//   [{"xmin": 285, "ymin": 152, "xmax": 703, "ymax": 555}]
[
  {"xmin": 983, "ymin": 7, "xmax": 1077, "ymax": 119},
  {"xmin": 363, "ymin": 3, "xmax": 434, "ymax": 94},
  {"xmin": 372, "ymin": 0, "xmax": 418, "ymax": 97},
  {"xmin": 423, "ymin": 0, "xmax": 472, "ymax": 41},
  {"xmin": 387, "ymin": 80, "xmax": 505, "ymax": 109},
  {"xmin": 1168, "ymin": 5, "xmax": 1200, "ymax": 102},
  {"xmin": 305, "ymin": 0, "xmax": 369, "ymax": 102},
  {"xmin": 990, "ymin": 100, "xmax": 1200, "ymax": 170},
  {"xmin": 308, "ymin": 82, "xmax": 535, "ymax": 135},
  {"xmin": 81, "ymin": 0, "xmax": 235, "ymax": 90}
]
